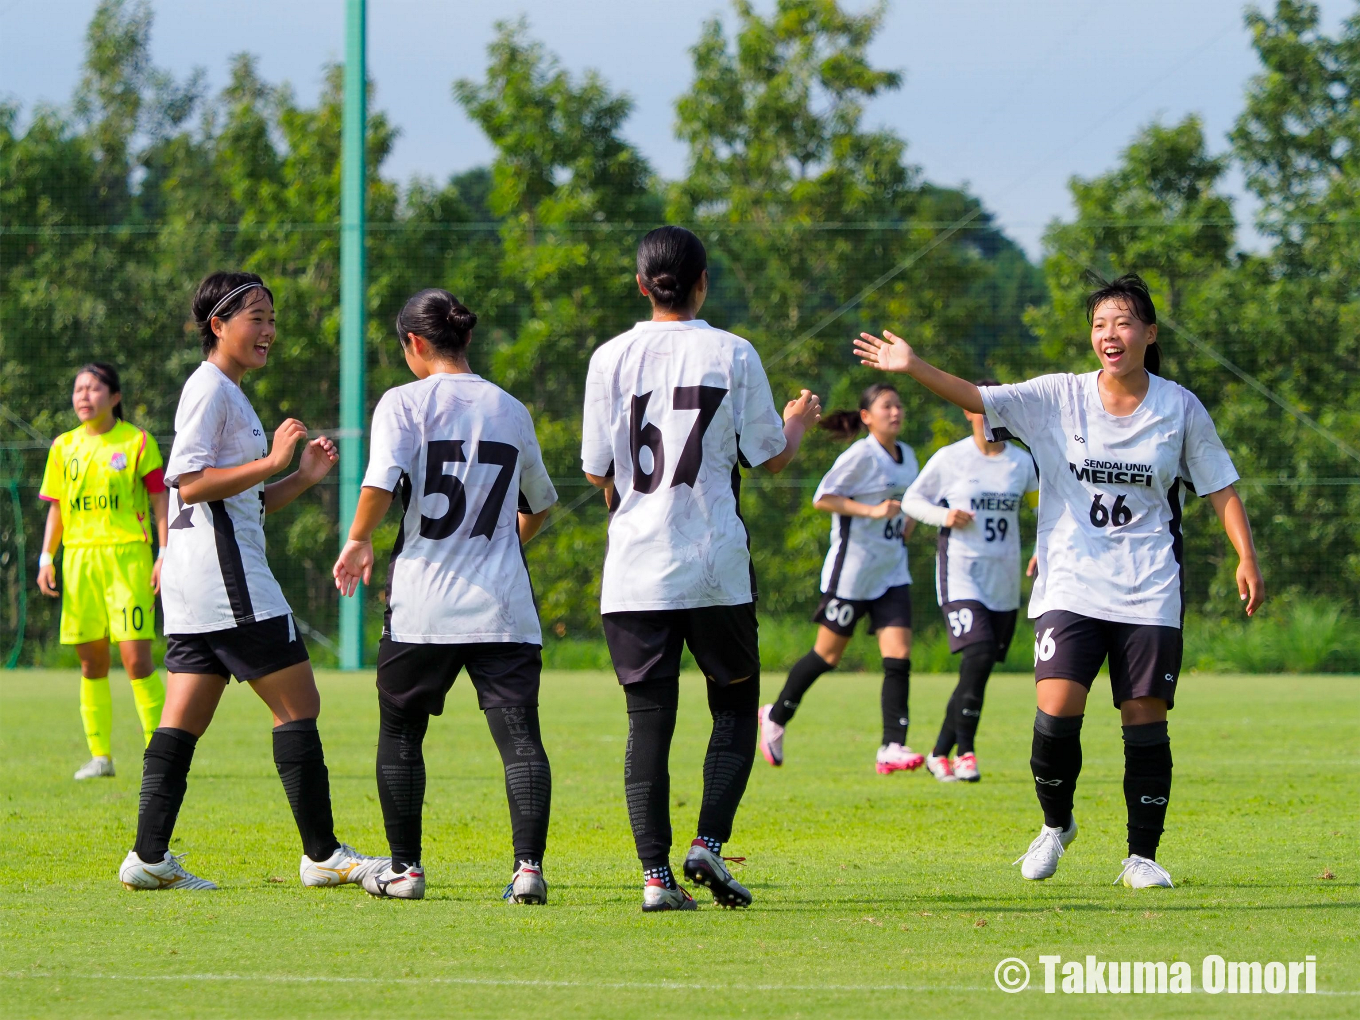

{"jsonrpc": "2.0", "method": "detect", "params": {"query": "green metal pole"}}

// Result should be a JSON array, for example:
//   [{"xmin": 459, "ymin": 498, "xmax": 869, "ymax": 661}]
[{"xmin": 338, "ymin": 0, "xmax": 367, "ymax": 669}]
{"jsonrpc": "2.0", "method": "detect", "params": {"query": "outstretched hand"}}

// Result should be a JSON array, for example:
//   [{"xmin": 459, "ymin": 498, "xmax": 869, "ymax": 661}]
[
  {"xmin": 333, "ymin": 538, "xmax": 373, "ymax": 598},
  {"xmin": 854, "ymin": 331, "xmax": 914, "ymax": 374}
]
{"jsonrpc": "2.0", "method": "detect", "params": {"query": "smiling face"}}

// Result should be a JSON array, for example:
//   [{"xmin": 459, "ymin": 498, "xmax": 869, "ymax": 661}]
[
  {"xmin": 211, "ymin": 289, "xmax": 276, "ymax": 375},
  {"xmin": 1090, "ymin": 297, "xmax": 1157, "ymax": 380},
  {"xmin": 72, "ymin": 372, "xmax": 119, "ymax": 427},
  {"xmin": 860, "ymin": 389, "xmax": 904, "ymax": 439}
]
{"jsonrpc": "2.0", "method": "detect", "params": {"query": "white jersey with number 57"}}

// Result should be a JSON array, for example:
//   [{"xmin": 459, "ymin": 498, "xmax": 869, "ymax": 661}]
[
  {"xmin": 581, "ymin": 319, "xmax": 788, "ymax": 613},
  {"xmin": 981, "ymin": 371, "xmax": 1238, "ymax": 628},
  {"xmin": 363, "ymin": 373, "xmax": 558, "ymax": 645}
]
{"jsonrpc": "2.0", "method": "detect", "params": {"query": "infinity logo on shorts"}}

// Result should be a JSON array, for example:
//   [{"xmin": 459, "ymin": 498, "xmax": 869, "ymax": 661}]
[{"xmin": 993, "ymin": 954, "xmax": 1318, "ymax": 994}]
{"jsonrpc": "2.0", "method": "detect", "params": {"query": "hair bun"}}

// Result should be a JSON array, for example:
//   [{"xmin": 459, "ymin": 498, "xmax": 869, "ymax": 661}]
[{"xmin": 448, "ymin": 306, "xmax": 478, "ymax": 332}]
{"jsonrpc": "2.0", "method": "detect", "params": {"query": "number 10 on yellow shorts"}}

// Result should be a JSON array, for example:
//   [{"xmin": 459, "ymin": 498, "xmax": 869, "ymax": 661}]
[{"xmin": 60, "ymin": 544, "xmax": 156, "ymax": 644}]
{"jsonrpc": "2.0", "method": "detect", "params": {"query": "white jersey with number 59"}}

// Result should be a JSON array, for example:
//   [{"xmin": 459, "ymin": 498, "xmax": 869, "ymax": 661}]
[
  {"xmin": 581, "ymin": 319, "xmax": 787, "ymax": 613},
  {"xmin": 363, "ymin": 373, "xmax": 558, "ymax": 645},
  {"xmin": 981, "ymin": 371, "xmax": 1238, "ymax": 628}
]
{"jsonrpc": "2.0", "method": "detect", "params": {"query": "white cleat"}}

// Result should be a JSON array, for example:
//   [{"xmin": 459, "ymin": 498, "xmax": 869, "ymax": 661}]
[
  {"xmin": 951, "ymin": 752, "xmax": 981, "ymax": 782},
  {"xmin": 641, "ymin": 879, "xmax": 697, "ymax": 912},
  {"xmin": 1013, "ymin": 816, "xmax": 1078, "ymax": 880},
  {"xmin": 925, "ymin": 753, "xmax": 959, "ymax": 782},
  {"xmin": 363, "ymin": 862, "xmax": 425, "ymax": 899},
  {"xmin": 875, "ymin": 743, "xmax": 925, "ymax": 774},
  {"xmin": 119, "ymin": 850, "xmax": 217, "ymax": 891},
  {"xmin": 503, "ymin": 861, "xmax": 548, "ymax": 904},
  {"xmin": 758, "ymin": 705, "xmax": 784, "ymax": 767},
  {"xmin": 1114, "ymin": 855, "xmax": 1174, "ymax": 889},
  {"xmin": 683, "ymin": 841, "xmax": 752, "ymax": 908},
  {"xmin": 300, "ymin": 843, "xmax": 390, "ymax": 888},
  {"xmin": 75, "ymin": 756, "xmax": 115, "ymax": 780}
]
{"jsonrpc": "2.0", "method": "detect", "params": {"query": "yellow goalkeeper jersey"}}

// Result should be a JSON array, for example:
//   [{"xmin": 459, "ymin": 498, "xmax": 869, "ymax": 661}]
[{"xmin": 40, "ymin": 420, "xmax": 166, "ymax": 547}]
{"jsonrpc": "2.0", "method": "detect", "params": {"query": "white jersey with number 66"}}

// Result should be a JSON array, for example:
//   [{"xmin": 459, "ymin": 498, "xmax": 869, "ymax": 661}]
[{"xmin": 581, "ymin": 319, "xmax": 788, "ymax": 613}]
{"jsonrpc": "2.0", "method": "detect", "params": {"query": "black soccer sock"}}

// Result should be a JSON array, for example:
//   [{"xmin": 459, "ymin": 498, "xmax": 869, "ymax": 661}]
[
  {"xmin": 696, "ymin": 676, "xmax": 760, "ymax": 846},
  {"xmin": 932, "ymin": 687, "xmax": 961, "ymax": 758},
  {"xmin": 272, "ymin": 718, "xmax": 341, "ymax": 863},
  {"xmin": 623, "ymin": 677, "xmax": 679, "ymax": 870},
  {"xmin": 376, "ymin": 699, "xmax": 430, "ymax": 868},
  {"xmin": 485, "ymin": 705, "xmax": 552, "ymax": 868},
  {"xmin": 952, "ymin": 643, "xmax": 995, "ymax": 756},
  {"xmin": 1031, "ymin": 709, "xmax": 1083, "ymax": 830},
  {"xmin": 1123, "ymin": 722, "xmax": 1172, "ymax": 860},
  {"xmin": 768, "ymin": 651, "xmax": 834, "ymax": 726},
  {"xmin": 132, "ymin": 727, "xmax": 198, "ymax": 862},
  {"xmin": 880, "ymin": 657, "xmax": 911, "ymax": 745}
]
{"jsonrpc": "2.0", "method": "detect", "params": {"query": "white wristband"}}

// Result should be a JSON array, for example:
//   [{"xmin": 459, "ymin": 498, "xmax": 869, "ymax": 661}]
[{"xmin": 38, "ymin": 552, "xmax": 53, "ymax": 568}]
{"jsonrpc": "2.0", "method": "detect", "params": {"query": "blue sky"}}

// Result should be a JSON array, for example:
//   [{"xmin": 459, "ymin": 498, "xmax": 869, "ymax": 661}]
[{"xmin": 1, "ymin": 0, "xmax": 1352, "ymax": 256}]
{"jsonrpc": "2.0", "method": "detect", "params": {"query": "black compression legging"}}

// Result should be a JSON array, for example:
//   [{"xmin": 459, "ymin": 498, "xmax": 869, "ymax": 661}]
[
  {"xmin": 932, "ymin": 642, "xmax": 996, "ymax": 757},
  {"xmin": 623, "ymin": 675, "xmax": 759, "ymax": 870},
  {"xmin": 376, "ymin": 698, "xmax": 552, "ymax": 869}
]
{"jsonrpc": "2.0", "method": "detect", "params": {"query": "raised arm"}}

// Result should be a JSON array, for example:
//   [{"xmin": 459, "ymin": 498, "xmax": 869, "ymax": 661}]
[
  {"xmin": 1207, "ymin": 483, "xmax": 1264, "ymax": 616},
  {"xmin": 178, "ymin": 418, "xmax": 310, "ymax": 505},
  {"xmin": 853, "ymin": 331, "xmax": 984, "ymax": 414},
  {"xmin": 763, "ymin": 389, "xmax": 823, "ymax": 475}
]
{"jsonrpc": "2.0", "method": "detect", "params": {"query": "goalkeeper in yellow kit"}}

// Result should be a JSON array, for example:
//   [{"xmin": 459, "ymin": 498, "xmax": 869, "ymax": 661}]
[{"xmin": 37, "ymin": 363, "xmax": 170, "ymax": 779}]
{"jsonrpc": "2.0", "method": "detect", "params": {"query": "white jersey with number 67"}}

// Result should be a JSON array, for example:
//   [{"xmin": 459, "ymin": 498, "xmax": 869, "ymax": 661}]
[
  {"xmin": 581, "ymin": 319, "xmax": 788, "ymax": 613},
  {"xmin": 363, "ymin": 373, "xmax": 558, "ymax": 645}
]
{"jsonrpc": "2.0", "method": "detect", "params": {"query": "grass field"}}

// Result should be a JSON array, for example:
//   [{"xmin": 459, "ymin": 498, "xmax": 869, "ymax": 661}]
[{"xmin": 1, "ymin": 667, "xmax": 1356, "ymax": 1018}]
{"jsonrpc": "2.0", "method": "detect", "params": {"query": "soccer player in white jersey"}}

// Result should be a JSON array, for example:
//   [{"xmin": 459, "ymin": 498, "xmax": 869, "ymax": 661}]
[
  {"xmin": 902, "ymin": 381, "xmax": 1039, "ymax": 784},
  {"xmin": 118, "ymin": 271, "xmax": 386, "ymax": 893},
  {"xmin": 758, "ymin": 383, "xmax": 925, "ymax": 775},
  {"xmin": 582, "ymin": 226, "xmax": 821, "ymax": 911},
  {"xmin": 856, "ymin": 274, "xmax": 1264, "ymax": 889},
  {"xmin": 334, "ymin": 288, "xmax": 559, "ymax": 904}
]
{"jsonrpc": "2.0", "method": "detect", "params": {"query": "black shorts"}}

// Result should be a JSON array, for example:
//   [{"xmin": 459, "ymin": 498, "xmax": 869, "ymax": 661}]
[
  {"xmin": 1032, "ymin": 610, "xmax": 1182, "ymax": 709},
  {"xmin": 164, "ymin": 614, "xmax": 309, "ymax": 682},
  {"xmin": 376, "ymin": 638, "xmax": 541, "ymax": 716},
  {"xmin": 812, "ymin": 584, "xmax": 913, "ymax": 638},
  {"xmin": 942, "ymin": 600, "xmax": 1018, "ymax": 659},
  {"xmin": 602, "ymin": 603, "xmax": 760, "ymax": 686}
]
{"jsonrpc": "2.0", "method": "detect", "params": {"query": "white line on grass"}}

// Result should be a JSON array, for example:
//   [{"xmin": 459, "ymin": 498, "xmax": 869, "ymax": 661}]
[
  {"xmin": 3, "ymin": 972, "xmax": 986, "ymax": 993},
  {"xmin": 6, "ymin": 973, "xmax": 1359, "ymax": 995}
]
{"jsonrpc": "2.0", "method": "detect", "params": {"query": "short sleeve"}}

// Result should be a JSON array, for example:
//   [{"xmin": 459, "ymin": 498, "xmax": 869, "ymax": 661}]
[
  {"xmin": 165, "ymin": 378, "xmax": 228, "ymax": 486},
  {"xmin": 362, "ymin": 390, "xmax": 420, "ymax": 493},
  {"xmin": 814, "ymin": 444, "xmax": 873, "ymax": 501},
  {"xmin": 38, "ymin": 438, "xmax": 65, "ymax": 503},
  {"xmin": 1180, "ymin": 391, "xmax": 1239, "ymax": 496},
  {"xmin": 580, "ymin": 348, "xmax": 614, "ymax": 476},
  {"xmin": 516, "ymin": 406, "xmax": 558, "ymax": 515},
  {"xmin": 732, "ymin": 342, "xmax": 786, "ymax": 467},
  {"xmin": 136, "ymin": 432, "xmax": 165, "ymax": 478},
  {"xmin": 980, "ymin": 375, "xmax": 1064, "ymax": 445}
]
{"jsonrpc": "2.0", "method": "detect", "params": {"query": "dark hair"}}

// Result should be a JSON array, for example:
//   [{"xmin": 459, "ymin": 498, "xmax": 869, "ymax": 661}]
[
  {"xmin": 821, "ymin": 382, "xmax": 900, "ymax": 441},
  {"xmin": 395, "ymin": 288, "xmax": 478, "ymax": 359},
  {"xmin": 1085, "ymin": 272, "xmax": 1161, "ymax": 376},
  {"xmin": 191, "ymin": 271, "xmax": 274, "ymax": 354},
  {"xmin": 974, "ymin": 377, "xmax": 1000, "ymax": 388},
  {"xmin": 637, "ymin": 226, "xmax": 707, "ymax": 311},
  {"xmin": 75, "ymin": 361, "xmax": 124, "ymax": 420}
]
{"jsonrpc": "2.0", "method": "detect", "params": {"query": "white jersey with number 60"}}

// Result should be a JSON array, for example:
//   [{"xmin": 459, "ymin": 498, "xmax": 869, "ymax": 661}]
[
  {"xmin": 581, "ymin": 319, "xmax": 788, "ymax": 613},
  {"xmin": 363, "ymin": 373, "xmax": 558, "ymax": 645},
  {"xmin": 813, "ymin": 436, "xmax": 919, "ymax": 601},
  {"xmin": 981, "ymin": 371, "xmax": 1238, "ymax": 628}
]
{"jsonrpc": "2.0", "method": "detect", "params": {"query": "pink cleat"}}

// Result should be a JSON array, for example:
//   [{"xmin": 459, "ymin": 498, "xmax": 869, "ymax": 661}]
[
  {"xmin": 758, "ymin": 704, "xmax": 785, "ymax": 767},
  {"xmin": 875, "ymin": 742, "xmax": 925, "ymax": 774}
]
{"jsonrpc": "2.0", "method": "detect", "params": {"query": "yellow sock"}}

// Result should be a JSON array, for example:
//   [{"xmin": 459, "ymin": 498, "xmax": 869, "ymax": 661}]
[
  {"xmin": 79, "ymin": 677, "xmax": 113, "ymax": 759},
  {"xmin": 129, "ymin": 671, "xmax": 166, "ymax": 747}
]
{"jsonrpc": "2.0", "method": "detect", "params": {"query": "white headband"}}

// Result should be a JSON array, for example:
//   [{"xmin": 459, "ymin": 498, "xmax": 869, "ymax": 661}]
[{"xmin": 206, "ymin": 282, "xmax": 265, "ymax": 322}]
